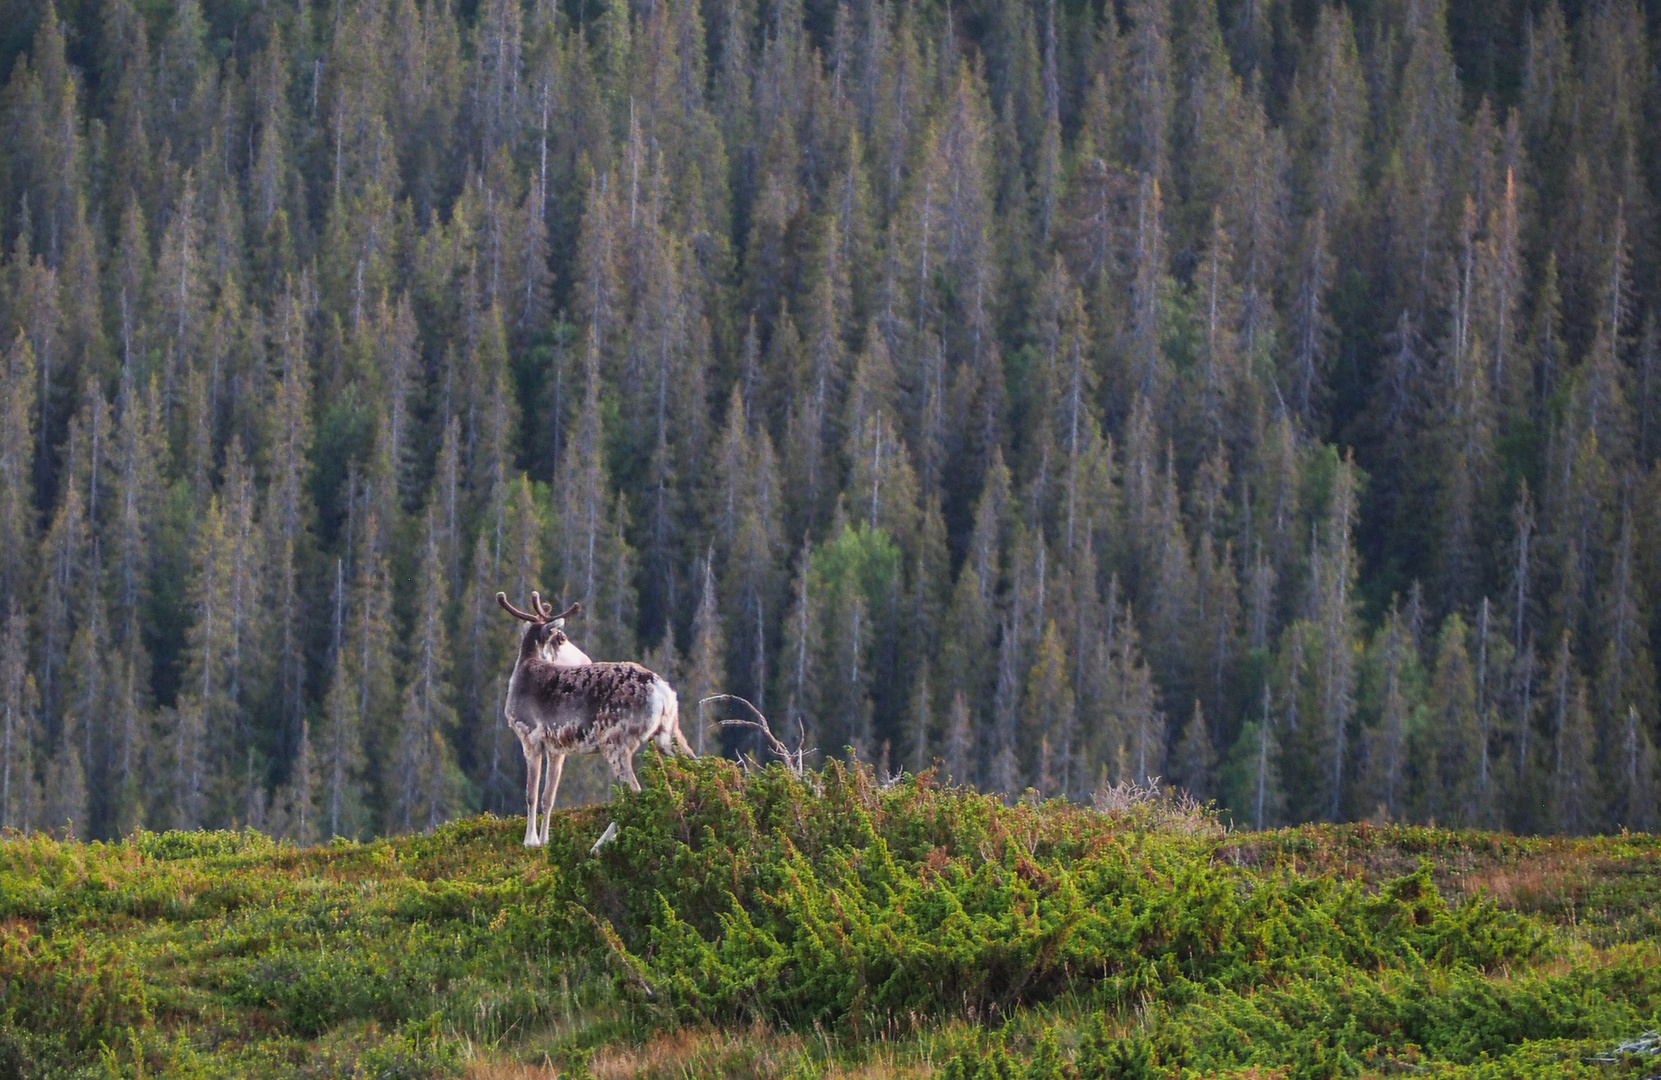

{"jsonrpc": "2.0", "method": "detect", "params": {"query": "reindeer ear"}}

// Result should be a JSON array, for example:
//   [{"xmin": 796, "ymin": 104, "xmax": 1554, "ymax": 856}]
[{"xmin": 552, "ymin": 618, "xmax": 565, "ymax": 630}]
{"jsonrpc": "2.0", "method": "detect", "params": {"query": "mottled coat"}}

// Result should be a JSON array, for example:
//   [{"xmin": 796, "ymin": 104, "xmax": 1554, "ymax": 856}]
[{"xmin": 508, "ymin": 650, "xmax": 673, "ymax": 756}]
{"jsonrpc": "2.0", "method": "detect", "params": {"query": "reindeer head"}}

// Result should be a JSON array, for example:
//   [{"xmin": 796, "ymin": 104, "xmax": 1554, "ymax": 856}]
[{"xmin": 497, "ymin": 591, "xmax": 588, "ymax": 663}]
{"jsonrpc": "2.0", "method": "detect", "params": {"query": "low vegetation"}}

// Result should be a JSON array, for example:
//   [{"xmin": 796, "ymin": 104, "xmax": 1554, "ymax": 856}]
[{"xmin": 2, "ymin": 759, "xmax": 1658, "ymax": 1079}]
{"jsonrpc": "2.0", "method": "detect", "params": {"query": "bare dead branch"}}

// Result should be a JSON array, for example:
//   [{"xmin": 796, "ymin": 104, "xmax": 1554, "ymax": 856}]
[{"xmin": 700, "ymin": 694, "xmax": 810, "ymax": 776}]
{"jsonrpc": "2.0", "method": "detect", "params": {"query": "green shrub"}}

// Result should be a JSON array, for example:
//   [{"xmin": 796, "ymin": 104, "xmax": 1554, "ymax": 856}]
[{"xmin": 0, "ymin": 760, "xmax": 1653, "ymax": 1078}]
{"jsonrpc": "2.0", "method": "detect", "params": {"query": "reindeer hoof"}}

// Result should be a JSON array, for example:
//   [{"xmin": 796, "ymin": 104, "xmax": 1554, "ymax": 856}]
[{"xmin": 523, "ymin": 834, "xmax": 544, "ymax": 848}]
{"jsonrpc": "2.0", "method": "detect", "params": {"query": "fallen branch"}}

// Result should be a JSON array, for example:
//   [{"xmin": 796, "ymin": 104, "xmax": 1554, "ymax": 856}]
[
  {"xmin": 700, "ymin": 694, "xmax": 810, "ymax": 777},
  {"xmin": 589, "ymin": 820, "xmax": 618, "ymax": 855},
  {"xmin": 572, "ymin": 904, "xmax": 655, "ymax": 999}
]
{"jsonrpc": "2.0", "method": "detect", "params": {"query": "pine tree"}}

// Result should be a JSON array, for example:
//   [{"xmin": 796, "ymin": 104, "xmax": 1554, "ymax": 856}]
[
  {"xmin": 686, "ymin": 553, "xmax": 727, "ymax": 757},
  {"xmin": 397, "ymin": 506, "xmax": 464, "ymax": 833},
  {"xmin": 40, "ymin": 482, "xmax": 88, "ymax": 730},
  {"xmin": 1189, "ymin": 213, "xmax": 1246, "ymax": 446},
  {"xmin": 1104, "ymin": 601, "xmax": 1162, "ymax": 784},
  {"xmin": 60, "ymin": 578, "xmax": 114, "ymax": 835},
  {"xmin": 905, "ymin": 659, "xmax": 933, "ymax": 777},
  {"xmin": 43, "ymin": 706, "xmax": 87, "ymax": 840},
  {"xmin": 319, "ymin": 637, "xmax": 368, "ymax": 841},
  {"xmin": 264, "ymin": 291, "xmax": 314, "ymax": 755},
  {"xmin": 1123, "ymin": 0, "xmax": 1172, "ymax": 181},
  {"xmin": 1023, "ymin": 621, "xmax": 1076, "ymax": 798},
  {"xmin": 0, "ymin": 335, "xmax": 37, "ymax": 615},
  {"xmin": 1362, "ymin": 601, "xmax": 1412, "ymax": 821},
  {"xmin": 1548, "ymin": 632, "xmax": 1595, "ymax": 835},
  {"xmin": 1615, "ymin": 705, "xmax": 1657, "ymax": 832},
  {"xmin": 0, "ymin": 610, "xmax": 39, "ymax": 832},
  {"xmin": 1173, "ymin": 699, "xmax": 1216, "ymax": 801},
  {"xmin": 1287, "ymin": 208, "xmax": 1336, "ymax": 422},
  {"xmin": 1127, "ymin": 179, "xmax": 1172, "ymax": 408},
  {"xmin": 780, "ymin": 537, "xmax": 822, "ymax": 759},
  {"xmin": 1417, "ymin": 614, "xmax": 1482, "ymax": 827},
  {"xmin": 273, "ymin": 720, "xmax": 322, "ymax": 846},
  {"xmin": 1222, "ymin": 681, "xmax": 1283, "ymax": 829},
  {"xmin": 319, "ymin": 560, "xmax": 368, "ymax": 840},
  {"xmin": 1310, "ymin": 451, "xmax": 1360, "ymax": 820},
  {"xmin": 156, "ymin": 170, "xmax": 206, "ymax": 416},
  {"xmin": 556, "ymin": 348, "xmax": 634, "ymax": 660},
  {"xmin": 1597, "ymin": 502, "xmax": 1657, "ymax": 776},
  {"xmin": 346, "ymin": 511, "xmax": 398, "ymax": 833}
]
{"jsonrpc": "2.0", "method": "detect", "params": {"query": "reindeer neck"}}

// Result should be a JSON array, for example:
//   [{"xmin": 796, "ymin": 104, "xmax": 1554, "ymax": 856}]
[{"xmin": 518, "ymin": 626, "xmax": 546, "ymax": 663}]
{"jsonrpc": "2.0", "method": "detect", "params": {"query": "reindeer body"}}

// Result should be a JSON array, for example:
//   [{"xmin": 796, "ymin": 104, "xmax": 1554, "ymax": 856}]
[{"xmin": 498, "ymin": 592, "xmax": 692, "ymax": 846}]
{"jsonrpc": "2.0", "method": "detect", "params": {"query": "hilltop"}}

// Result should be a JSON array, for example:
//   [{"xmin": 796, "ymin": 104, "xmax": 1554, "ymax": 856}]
[{"xmin": 1, "ymin": 759, "xmax": 1658, "ymax": 1079}]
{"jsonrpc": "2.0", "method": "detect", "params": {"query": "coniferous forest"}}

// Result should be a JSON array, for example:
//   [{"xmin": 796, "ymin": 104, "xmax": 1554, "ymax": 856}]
[{"xmin": 0, "ymin": 0, "xmax": 1657, "ymax": 842}]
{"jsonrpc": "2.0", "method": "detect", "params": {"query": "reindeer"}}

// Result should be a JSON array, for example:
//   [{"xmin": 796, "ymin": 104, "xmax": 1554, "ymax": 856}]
[{"xmin": 496, "ymin": 591, "xmax": 694, "ymax": 847}]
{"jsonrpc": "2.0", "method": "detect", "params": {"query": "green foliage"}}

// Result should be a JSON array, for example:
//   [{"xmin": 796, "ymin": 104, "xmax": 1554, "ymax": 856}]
[
  {"xmin": 807, "ymin": 521, "xmax": 903, "ymax": 614},
  {"xmin": 562, "ymin": 760, "xmax": 1552, "ymax": 1038},
  {"xmin": 2, "ymin": 0, "xmax": 1660, "ymax": 850},
  {"xmin": 0, "ymin": 766, "xmax": 1657, "ymax": 1078}
]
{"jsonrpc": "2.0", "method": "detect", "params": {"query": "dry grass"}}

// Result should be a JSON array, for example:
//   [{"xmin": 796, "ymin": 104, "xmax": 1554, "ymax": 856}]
[
  {"xmin": 463, "ymin": 1059, "xmax": 561, "ymax": 1080},
  {"xmin": 1456, "ymin": 852, "xmax": 1583, "ymax": 908},
  {"xmin": 587, "ymin": 1028, "xmax": 742, "ymax": 1078},
  {"xmin": 1091, "ymin": 777, "xmax": 1225, "ymax": 839},
  {"xmin": 463, "ymin": 1024, "xmax": 943, "ymax": 1080},
  {"xmin": 819, "ymin": 1057, "xmax": 933, "ymax": 1079}
]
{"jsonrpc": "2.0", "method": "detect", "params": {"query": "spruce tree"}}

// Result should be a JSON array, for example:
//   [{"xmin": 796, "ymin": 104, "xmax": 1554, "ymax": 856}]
[
  {"xmin": 1173, "ymin": 699, "xmax": 1216, "ymax": 801},
  {"xmin": 0, "ymin": 335, "xmax": 37, "ymax": 615},
  {"xmin": 1548, "ymin": 633, "xmax": 1596, "ymax": 835},
  {"xmin": 397, "ymin": 506, "xmax": 464, "ymax": 833},
  {"xmin": 1417, "ymin": 614, "xmax": 1482, "ymax": 827},
  {"xmin": 686, "ymin": 554, "xmax": 727, "ymax": 757},
  {"xmin": 0, "ymin": 610, "xmax": 39, "ymax": 832},
  {"xmin": 1023, "ymin": 621, "xmax": 1076, "ymax": 798}
]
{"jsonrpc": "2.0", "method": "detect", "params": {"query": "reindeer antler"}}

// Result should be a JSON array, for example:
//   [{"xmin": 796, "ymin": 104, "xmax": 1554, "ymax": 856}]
[
  {"xmin": 497, "ymin": 592, "xmax": 542, "ymax": 622},
  {"xmin": 499, "ymin": 591, "xmax": 584, "ymax": 624},
  {"xmin": 532, "ymin": 593, "xmax": 582, "ymax": 623}
]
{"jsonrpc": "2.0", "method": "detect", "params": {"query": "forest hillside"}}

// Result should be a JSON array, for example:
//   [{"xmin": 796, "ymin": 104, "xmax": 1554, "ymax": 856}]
[{"xmin": 0, "ymin": 0, "xmax": 1657, "ymax": 838}]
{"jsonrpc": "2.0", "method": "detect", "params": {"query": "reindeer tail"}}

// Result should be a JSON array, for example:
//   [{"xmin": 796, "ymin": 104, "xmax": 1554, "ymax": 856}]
[{"xmin": 651, "ymin": 680, "xmax": 694, "ymax": 757}]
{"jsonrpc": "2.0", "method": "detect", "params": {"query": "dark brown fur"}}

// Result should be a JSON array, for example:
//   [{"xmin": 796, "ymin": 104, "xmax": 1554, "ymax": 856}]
[{"xmin": 521, "ymin": 661, "xmax": 661, "ymax": 752}]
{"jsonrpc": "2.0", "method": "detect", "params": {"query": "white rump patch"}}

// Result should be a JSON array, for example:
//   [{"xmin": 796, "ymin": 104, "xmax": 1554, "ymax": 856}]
[{"xmin": 648, "ymin": 678, "xmax": 678, "ymax": 752}]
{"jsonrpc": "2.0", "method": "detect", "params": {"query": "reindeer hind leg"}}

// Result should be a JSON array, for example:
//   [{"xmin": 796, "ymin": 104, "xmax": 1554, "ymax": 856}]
[{"xmin": 606, "ymin": 744, "xmax": 642, "ymax": 793}]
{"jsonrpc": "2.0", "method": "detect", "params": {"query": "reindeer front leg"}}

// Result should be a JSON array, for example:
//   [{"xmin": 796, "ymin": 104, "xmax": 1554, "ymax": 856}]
[
  {"xmin": 514, "ymin": 722, "xmax": 545, "ymax": 847},
  {"xmin": 538, "ymin": 750, "xmax": 565, "ymax": 846}
]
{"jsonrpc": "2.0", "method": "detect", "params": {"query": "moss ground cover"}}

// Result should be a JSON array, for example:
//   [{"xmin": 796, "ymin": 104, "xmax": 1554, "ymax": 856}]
[{"xmin": 0, "ymin": 758, "xmax": 1657, "ymax": 1078}]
